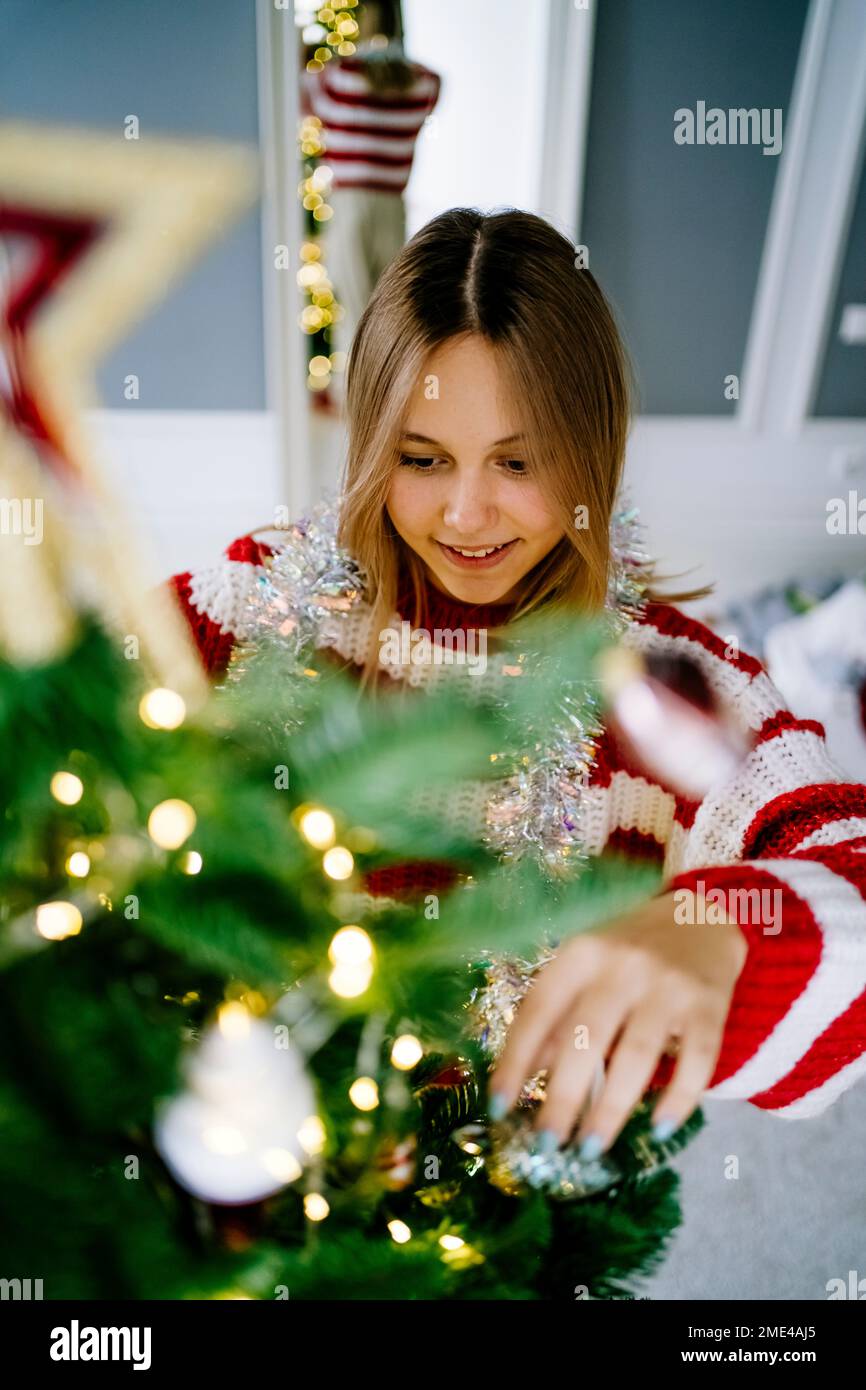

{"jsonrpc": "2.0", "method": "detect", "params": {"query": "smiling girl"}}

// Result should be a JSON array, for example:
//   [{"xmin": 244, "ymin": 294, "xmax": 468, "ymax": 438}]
[{"xmin": 171, "ymin": 207, "xmax": 866, "ymax": 1161}]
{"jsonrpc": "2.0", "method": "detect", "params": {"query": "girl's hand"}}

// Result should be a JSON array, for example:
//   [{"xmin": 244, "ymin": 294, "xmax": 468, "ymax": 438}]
[{"xmin": 487, "ymin": 892, "xmax": 748, "ymax": 1158}]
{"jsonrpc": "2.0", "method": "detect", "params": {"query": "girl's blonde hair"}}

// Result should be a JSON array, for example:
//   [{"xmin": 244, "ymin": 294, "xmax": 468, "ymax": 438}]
[{"xmin": 337, "ymin": 207, "xmax": 702, "ymax": 681}]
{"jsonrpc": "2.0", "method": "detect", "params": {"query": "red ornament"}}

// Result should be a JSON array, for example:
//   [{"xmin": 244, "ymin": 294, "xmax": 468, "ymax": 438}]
[
  {"xmin": 600, "ymin": 648, "xmax": 752, "ymax": 800},
  {"xmin": 424, "ymin": 1059, "xmax": 473, "ymax": 1089}
]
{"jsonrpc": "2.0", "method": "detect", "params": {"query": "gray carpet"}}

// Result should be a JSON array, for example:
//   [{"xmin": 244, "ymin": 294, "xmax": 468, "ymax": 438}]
[{"xmin": 633, "ymin": 1086, "xmax": 866, "ymax": 1301}]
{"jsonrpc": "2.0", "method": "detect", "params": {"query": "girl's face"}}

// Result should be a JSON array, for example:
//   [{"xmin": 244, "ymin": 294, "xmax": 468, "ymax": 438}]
[{"xmin": 386, "ymin": 335, "xmax": 564, "ymax": 605}]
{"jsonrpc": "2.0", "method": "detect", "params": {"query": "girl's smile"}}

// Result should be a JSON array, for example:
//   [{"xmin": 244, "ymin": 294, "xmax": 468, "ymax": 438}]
[{"xmin": 435, "ymin": 537, "xmax": 521, "ymax": 570}]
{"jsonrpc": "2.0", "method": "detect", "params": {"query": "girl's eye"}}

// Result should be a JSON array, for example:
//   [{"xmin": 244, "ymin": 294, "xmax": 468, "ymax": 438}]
[
  {"xmin": 397, "ymin": 455, "xmax": 528, "ymax": 476},
  {"xmin": 398, "ymin": 455, "xmax": 440, "ymax": 471}
]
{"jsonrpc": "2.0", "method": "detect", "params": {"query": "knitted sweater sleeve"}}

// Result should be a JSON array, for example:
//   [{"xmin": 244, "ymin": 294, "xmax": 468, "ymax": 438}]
[
  {"xmin": 609, "ymin": 602, "xmax": 866, "ymax": 1119},
  {"xmin": 168, "ymin": 535, "xmax": 274, "ymax": 676}
]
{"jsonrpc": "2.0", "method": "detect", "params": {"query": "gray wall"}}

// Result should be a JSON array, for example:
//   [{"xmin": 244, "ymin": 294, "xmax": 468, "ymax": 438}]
[
  {"xmin": 582, "ymin": 0, "xmax": 809, "ymax": 415},
  {"xmin": 814, "ymin": 147, "xmax": 866, "ymax": 417},
  {"xmin": 0, "ymin": 0, "xmax": 265, "ymax": 410}
]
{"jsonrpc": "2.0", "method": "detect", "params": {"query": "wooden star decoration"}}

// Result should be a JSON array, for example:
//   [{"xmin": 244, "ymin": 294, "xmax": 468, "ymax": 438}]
[{"xmin": 0, "ymin": 121, "xmax": 256, "ymax": 702}]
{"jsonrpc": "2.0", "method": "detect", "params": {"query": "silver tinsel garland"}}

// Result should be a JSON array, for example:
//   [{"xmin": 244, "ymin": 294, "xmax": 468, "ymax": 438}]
[
  {"xmin": 481, "ymin": 500, "xmax": 651, "ymax": 877},
  {"xmin": 228, "ymin": 501, "xmax": 366, "ymax": 679},
  {"xmin": 229, "ymin": 492, "xmax": 652, "ymax": 881}
]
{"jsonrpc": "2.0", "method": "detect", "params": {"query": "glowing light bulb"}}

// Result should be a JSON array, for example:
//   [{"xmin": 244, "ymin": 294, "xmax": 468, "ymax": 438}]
[
  {"xmin": 349, "ymin": 1077, "xmax": 379, "ymax": 1112},
  {"xmin": 65, "ymin": 850, "xmax": 91, "ymax": 878},
  {"xmin": 298, "ymin": 807, "xmax": 336, "ymax": 848},
  {"xmin": 50, "ymin": 771, "xmax": 83, "ymax": 805},
  {"xmin": 328, "ymin": 925, "xmax": 372, "ymax": 964},
  {"xmin": 388, "ymin": 1220, "xmax": 412, "ymax": 1244},
  {"xmin": 322, "ymin": 846, "xmax": 353, "ymax": 880},
  {"xmin": 181, "ymin": 850, "xmax": 202, "ymax": 875},
  {"xmin": 36, "ymin": 901, "xmax": 83, "ymax": 941},
  {"xmin": 297, "ymin": 1114, "xmax": 326, "ymax": 1156},
  {"xmin": 391, "ymin": 1034, "xmax": 423, "ymax": 1071},
  {"xmin": 328, "ymin": 959, "xmax": 373, "ymax": 998},
  {"xmin": 297, "ymin": 264, "xmax": 324, "ymax": 289},
  {"xmin": 139, "ymin": 687, "xmax": 186, "ymax": 730},
  {"xmin": 147, "ymin": 798, "xmax": 196, "ymax": 850},
  {"xmin": 304, "ymin": 1192, "xmax": 329, "ymax": 1221},
  {"xmin": 439, "ymin": 1234, "xmax": 465, "ymax": 1251}
]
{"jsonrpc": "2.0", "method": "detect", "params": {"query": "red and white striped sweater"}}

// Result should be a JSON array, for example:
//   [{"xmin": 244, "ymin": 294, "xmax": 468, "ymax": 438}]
[
  {"xmin": 303, "ymin": 55, "xmax": 441, "ymax": 193},
  {"xmin": 170, "ymin": 533, "xmax": 866, "ymax": 1122}
]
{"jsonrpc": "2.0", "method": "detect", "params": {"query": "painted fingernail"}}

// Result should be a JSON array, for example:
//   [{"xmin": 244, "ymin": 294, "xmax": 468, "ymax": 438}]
[
  {"xmin": 532, "ymin": 1129, "xmax": 560, "ymax": 1156},
  {"xmin": 488, "ymin": 1092, "xmax": 509, "ymax": 1121},
  {"xmin": 578, "ymin": 1132, "xmax": 605, "ymax": 1161},
  {"xmin": 651, "ymin": 1116, "xmax": 678, "ymax": 1142}
]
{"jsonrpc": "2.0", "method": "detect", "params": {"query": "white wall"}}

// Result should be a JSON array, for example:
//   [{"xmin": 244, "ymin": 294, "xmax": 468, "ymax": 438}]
[
  {"xmin": 91, "ymin": 411, "xmax": 280, "ymax": 582},
  {"xmin": 401, "ymin": 0, "xmax": 550, "ymax": 233},
  {"xmin": 625, "ymin": 417, "xmax": 866, "ymax": 610}
]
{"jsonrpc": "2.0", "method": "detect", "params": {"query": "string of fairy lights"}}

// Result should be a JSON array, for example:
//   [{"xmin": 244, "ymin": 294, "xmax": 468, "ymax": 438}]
[
  {"xmin": 296, "ymin": 2, "xmax": 362, "ymax": 396},
  {"xmin": 30, "ymin": 676, "xmax": 468, "ymax": 1255}
]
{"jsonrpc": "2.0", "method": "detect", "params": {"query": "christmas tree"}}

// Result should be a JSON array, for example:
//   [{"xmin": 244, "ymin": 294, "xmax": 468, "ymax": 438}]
[{"xmin": 0, "ymin": 601, "xmax": 701, "ymax": 1302}]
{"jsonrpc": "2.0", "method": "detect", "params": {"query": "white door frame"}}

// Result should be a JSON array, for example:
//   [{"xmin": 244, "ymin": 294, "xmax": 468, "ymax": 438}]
[
  {"xmin": 739, "ymin": 0, "xmax": 866, "ymax": 434},
  {"xmin": 536, "ymin": 0, "xmax": 597, "ymax": 242},
  {"xmin": 255, "ymin": 0, "xmax": 312, "ymax": 513}
]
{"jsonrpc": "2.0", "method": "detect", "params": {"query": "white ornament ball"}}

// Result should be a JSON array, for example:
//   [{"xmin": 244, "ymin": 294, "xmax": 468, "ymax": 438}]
[{"xmin": 154, "ymin": 1014, "xmax": 317, "ymax": 1204}]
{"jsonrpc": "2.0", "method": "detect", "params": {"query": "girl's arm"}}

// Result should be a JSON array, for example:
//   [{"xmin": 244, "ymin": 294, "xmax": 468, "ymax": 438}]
[
  {"xmin": 492, "ymin": 605, "xmax": 866, "ymax": 1153},
  {"xmin": 609, "ymin": 602, "xmax": 866, "ymax": 1119}
]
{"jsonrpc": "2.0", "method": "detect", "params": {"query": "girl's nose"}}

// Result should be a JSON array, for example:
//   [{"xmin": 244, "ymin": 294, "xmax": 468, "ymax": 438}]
[{"xmin": 442, "ymin": 475, "xmax": 498, "ymax": 537}]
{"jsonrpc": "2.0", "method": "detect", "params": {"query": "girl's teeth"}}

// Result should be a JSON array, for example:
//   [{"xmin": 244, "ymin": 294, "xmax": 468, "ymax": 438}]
[{"xmin": 451, "ymin": 543, "xmax": 507, "ymax": 557}]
